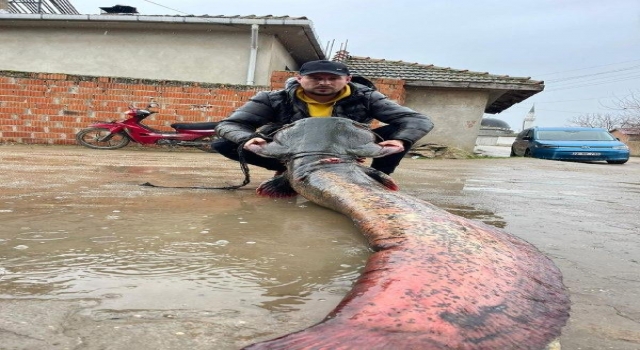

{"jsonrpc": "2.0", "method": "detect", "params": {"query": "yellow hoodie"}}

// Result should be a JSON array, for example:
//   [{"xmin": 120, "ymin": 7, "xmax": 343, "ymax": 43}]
[{"xmin": 295, "ymin": 85, "xmax": 351, "ymax": 117}]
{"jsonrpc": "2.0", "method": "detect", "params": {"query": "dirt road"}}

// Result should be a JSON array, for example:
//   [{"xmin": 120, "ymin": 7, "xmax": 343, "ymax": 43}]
[{"xmin": 0, "ymin": 144, "xmax": 638, "ymax": 350}]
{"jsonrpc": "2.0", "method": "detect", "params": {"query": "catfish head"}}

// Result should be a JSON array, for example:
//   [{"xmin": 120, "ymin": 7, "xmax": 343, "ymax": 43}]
[
  {"xmin": 245, "ymin": 117, "xmax": 402, "ymax": 160},
  {"xmin": 246, "ymin": 117, "xmax": 402, "ymax": 197}
]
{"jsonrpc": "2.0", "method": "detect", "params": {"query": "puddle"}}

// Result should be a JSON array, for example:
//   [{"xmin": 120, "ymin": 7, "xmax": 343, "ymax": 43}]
[
  {"xmin": 1, "ymin": 145, "xmax": 639, "ymax": 350},
  {"xmin": 0, "ymin": 194, "xmax": 368, "ymax": 314}
]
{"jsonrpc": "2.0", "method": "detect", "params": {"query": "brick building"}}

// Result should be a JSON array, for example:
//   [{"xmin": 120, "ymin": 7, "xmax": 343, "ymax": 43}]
[{"xmin": 1, "ymin": 10, "xmax": 543, "ymax": 151}]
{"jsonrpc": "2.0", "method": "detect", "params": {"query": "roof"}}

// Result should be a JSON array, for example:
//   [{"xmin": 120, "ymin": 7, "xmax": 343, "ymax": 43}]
[
  {"xmin": 610, "ymin": 128, "xmax": 640, "ymax": 135},
  {"xmin": 481, "ymin": 118, "xmax": 511, "ymax": 130},
  {"xmin": 337, "ymin": 55, "xmax": 544, "ymax": 114},
  {"xmin": 3, "ymin": 0, "xmax": 79, "ymax": 14},
  {"xmin": 0, "ymin": 13, "xmax": 325, "ymax": 63},
  {"xmin": 530, "ymin": 127, "xmax": 608, "ymax": 131}
]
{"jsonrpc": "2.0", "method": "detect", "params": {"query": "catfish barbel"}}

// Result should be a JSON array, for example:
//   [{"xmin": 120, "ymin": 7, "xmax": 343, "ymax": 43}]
[{"xmin": 244, "ymin": 117, "xmax": 570, "ymax": 350}]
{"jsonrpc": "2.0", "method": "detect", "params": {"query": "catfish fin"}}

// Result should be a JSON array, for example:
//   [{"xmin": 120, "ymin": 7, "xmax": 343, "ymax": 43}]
[
  {"xmin": 256, "ymin": 175, "xmax": 298, "ymax": 198},
  {"xmin": 363, "ymin": 167, "xmax": 399, "ymax": 191}
]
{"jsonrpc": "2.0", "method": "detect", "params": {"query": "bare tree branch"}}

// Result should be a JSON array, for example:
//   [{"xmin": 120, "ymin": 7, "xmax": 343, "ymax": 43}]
[
  {"xmin": 566, "ymin": 113, "xmax": 623, "ymax": 129},
  {"xmin": 601, "ymin": 90, "xmax": 640, "ymax": 127}
]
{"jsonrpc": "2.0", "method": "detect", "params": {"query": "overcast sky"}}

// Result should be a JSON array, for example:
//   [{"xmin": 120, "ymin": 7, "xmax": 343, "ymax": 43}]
[{"xmin": 74, "ymin": 0, "xmax": 640, "ymax": 131}]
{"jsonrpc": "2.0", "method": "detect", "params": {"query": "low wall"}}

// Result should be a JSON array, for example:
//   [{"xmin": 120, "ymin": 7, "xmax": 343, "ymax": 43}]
[
  {"xmin": 627, "ymin": 141, "xmax": 640, "ymax": 156},
  {"xmin": 476, "ymin": 135, "xmax": 515, "ymax": 146},
  {"xmin": 0, "ymin": 71, "xmax": 262, "ymax": 145}
]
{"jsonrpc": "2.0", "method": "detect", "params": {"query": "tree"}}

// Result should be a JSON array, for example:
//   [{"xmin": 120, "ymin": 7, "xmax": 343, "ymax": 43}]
[
  {"xmin": 607, "ymin": 91, "xmax": 640, "ymax": 127},
  {"xmin": 566, "ymin": 113, "xmax": 622, "ymax": 129},
  {"xmin": 568, "ymin": 91, "xmax": 640, "ymax": 129}
]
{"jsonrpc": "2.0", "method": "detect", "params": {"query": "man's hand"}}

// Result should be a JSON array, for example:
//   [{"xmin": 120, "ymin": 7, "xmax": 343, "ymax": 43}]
[
  {"xmin": 378, "ymin": 139, "xmax": 405, "ymax": 152},
  {"xmin": 243, "ymin": 137, "xmax": 267, "ymax": 150}
]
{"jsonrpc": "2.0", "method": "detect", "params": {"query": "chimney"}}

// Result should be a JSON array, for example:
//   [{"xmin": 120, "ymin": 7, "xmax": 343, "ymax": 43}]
[
  {"xmin": 333, "ymin": 50, "xmax": 349, "ymax": 62},
  {"xmin": 99, "ymin": 5, "xmax": 139, "ymax": 15}
]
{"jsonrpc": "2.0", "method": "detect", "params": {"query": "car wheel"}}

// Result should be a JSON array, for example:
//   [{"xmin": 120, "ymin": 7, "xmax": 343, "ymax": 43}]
[
  {"xmin": 606, "ymin": 159, "xmax": 628, "ymax": 164},
  {"xmin": 524, "ymin": 149, "xmax": 532, "ymax": 157},
  {"xmin": 510, "ymin": 147, "xmax": 517, "ymax": 157}
]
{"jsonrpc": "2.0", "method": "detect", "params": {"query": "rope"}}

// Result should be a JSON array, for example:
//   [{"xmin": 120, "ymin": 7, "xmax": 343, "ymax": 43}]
[{"xmin": 139, "ymin": 143, "xmax": 252, "ymax": 190}]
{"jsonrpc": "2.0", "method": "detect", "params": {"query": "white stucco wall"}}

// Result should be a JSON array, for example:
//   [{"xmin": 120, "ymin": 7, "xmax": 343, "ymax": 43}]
[
  {"xmin": 0, "ymin": 25, "xmax": 293, "ymax": 85},
  {"xmin": 476, "ymin": 136, "xmax": 516, "ymax": 146},
  {"xmin": 267, "ymin": 38, "xmax": 298, "ymax": 77},
  {"xmin": 404, "ymin": 87, "xmax": 490, "ymax": 151}
]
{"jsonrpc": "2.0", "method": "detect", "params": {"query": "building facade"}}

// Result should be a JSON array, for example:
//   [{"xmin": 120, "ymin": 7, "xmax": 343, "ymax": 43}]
[
  {"xmin": 610, "ymin": 128, "xmax": 640, "ymax": 156},
  {"xmin": 0, "ymin": 13, "xmax": 323, "ymax": 86},
  {"xmin": 0, "ymin": 12, "xmax": 543, "ymax": 152}
]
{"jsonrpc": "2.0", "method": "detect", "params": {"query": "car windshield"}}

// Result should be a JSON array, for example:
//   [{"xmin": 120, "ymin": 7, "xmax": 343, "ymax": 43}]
[{"xmin": 537, "ymin": 130, "xmax": 616, "ymax": 141}]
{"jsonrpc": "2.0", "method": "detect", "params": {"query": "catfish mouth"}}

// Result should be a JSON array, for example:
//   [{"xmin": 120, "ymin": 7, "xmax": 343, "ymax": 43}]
[
  {"xmin": 288, "ymin": 154, "xmax": 361, "ymax": 180},
  {"xmin": 289, "ymin": 152, "xmax": 360, "ymax": 162}
]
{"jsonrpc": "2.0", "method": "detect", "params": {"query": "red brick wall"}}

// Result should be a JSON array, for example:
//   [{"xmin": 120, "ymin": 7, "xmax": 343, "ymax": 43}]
[
  {"xmin": 1, "ymin": 70, "xmax": 406, "ymax": 145},
  {"xmin": 0, "ymin": 71, "xmax": 263, "ymax": 145},
  {"xmin": 374, "ymin": 78, "xmax": 406, "ymax": 105}
]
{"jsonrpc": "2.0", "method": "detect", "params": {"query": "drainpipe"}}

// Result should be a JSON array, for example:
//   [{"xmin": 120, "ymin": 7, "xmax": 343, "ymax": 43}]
[{"xmin": 246, "ymin": 24, "xmax": 259, "ymax": 85}]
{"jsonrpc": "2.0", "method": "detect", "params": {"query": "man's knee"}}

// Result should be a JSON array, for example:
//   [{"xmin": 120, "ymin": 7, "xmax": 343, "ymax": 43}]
[
  {"xmin": 212, "ymin": 138, "xmax": 241, "ymax": 160},
  {"xmin": 371, "ymin": 157, "xmax": 402, "ymax": 175},
  {"xmin": 212, "ymin": 138, "xmax": 286, "ymax": 172}
]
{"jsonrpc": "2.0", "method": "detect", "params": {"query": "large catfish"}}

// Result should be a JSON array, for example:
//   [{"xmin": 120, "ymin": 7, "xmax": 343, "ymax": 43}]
[{"xmin": 244, "ymin": 117, "xmax": 570, "ymax": 350}]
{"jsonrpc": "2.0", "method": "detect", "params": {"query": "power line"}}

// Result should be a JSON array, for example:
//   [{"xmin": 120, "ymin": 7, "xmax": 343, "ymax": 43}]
[
  {"xmin": 547, "ymin": 74, "xmax": 640, "ymax": 92},
  {"xmin": 534, "ymin": 96, "xmax": 618, "ymax": 104},
  {"xmin": 552, "ymin": 75, "xmax": 640, "ymax": 88},
  {"xmin": 546, "ymin": 64, "xmax": 640, "ymax": 83},
  {"xmin": 142, "ymin": 0, "xmax": 190, "ymax": 15},
  {"xmin": 535, "ymin": 59, "xmax": 640, "ymax": 77},
  {"xmin": 536, "ymin": 61, "xmax": 640, "ymax": 92},
  {"xmin": 548, "ymin": 74, "xmax": 640, "ymax": 90},
  {"xmin": 536, "ymin": 108, "xmax": 593, "ymax": 114}
]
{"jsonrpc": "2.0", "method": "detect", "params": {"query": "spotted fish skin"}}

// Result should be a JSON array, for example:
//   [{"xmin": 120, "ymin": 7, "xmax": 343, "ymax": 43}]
[{"xmin": 244, "ymin": 118, "xmax": 570, "ymax": 350}]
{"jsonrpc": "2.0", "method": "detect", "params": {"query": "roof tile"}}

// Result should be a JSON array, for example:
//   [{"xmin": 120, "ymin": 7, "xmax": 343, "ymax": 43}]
[
  {"xmin": 332, "ymin": 52, "xmax": 543, "ymax": 113},
  {"xmin": 341, "ymin": 55, "xmax": 543, "ymax": 87}
]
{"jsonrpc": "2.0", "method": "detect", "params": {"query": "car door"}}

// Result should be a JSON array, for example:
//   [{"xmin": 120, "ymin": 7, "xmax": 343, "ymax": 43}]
[{"xmin": 512, "ymin": 129, "xmax": 532, "ymax": 156}]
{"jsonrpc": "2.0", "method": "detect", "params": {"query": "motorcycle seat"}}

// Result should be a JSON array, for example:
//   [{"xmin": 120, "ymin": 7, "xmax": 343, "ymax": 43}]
[{"xmin": 171, "ymin": 122, "xmax": 219, "ymax": 130}]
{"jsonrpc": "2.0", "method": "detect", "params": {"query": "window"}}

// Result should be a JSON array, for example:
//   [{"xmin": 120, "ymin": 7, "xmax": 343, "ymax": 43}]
[{"xmin": 536, "ymin": 130, "xmax": 615, "ymax": 141}]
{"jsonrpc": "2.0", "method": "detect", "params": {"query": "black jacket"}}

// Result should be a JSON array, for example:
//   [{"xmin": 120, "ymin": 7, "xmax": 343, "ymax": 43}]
[{"xmin": 215, "ymin": 80, "xmax": 434, "ymax": 145}]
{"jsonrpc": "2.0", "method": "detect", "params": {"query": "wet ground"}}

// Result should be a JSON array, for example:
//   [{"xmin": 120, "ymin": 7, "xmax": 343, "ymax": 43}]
[{"xmin": 0, "ymin": 144, "xmax": 638, "ymax": 350}]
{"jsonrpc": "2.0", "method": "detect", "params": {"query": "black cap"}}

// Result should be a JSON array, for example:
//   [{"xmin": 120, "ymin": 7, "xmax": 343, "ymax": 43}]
[{"xmin": 299, "ymin": 60, "xmax": 350, "ymax": 76}]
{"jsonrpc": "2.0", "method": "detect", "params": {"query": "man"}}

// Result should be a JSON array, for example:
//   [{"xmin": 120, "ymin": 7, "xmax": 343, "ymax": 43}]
[{"xmin": 213, "ymin": 60, "xmax": 434, "ymax": 175}]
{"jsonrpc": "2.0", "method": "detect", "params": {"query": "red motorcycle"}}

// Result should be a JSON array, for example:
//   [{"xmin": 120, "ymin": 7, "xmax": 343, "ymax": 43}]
[{"xmin": 75, "ymin": 103, "xmax": 219, "ymax": 152}]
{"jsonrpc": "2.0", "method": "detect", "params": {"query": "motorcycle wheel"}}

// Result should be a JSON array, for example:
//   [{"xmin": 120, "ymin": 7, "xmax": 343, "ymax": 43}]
[
  {"xmin": 194, "ymin": 135, "xmax": 220, "ymax": 153},
  {"xmin": 75, "ymin": 128, "xmax": 130, "ymax": 150}
]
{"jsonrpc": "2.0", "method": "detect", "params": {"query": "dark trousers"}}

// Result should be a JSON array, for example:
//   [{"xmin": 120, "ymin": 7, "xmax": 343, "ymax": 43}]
[{"xmin": 212, "ymin": 124, "xmax": 411, "ymax": 175}]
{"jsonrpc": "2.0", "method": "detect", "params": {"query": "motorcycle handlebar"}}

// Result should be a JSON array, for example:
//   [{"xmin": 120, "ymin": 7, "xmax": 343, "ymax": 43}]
[
  {"xmin": 125, "ymin": 108, "xmax": 156, "ymax": 119},
  {"xmin": 125, "ymin": 102, "xmax": 159, "ymax": 119}
]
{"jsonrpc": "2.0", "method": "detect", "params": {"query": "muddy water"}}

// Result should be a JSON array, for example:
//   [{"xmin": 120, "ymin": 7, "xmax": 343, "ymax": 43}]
[
  {"xmin": 1, "ymin": 145, "xmax": 639, "ymax": 350},
  {"xmin": 1, "ymin": 145, "xmax": 374, "ymax": 349}
]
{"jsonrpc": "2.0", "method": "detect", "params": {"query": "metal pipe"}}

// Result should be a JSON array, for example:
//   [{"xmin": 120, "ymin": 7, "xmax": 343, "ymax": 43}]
[
  {"xmin": 326, "ymin": 39, "xmax": 335, "ymax": 59},
  {"xmin": 246, "ymin": 24, "xmax": 259, "ymax": 85}
]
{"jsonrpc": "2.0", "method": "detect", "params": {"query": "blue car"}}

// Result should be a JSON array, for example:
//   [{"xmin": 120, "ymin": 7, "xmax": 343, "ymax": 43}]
[{"xmin": 510, "ymin": 127, "xmax": 630, "ymax": 164}]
